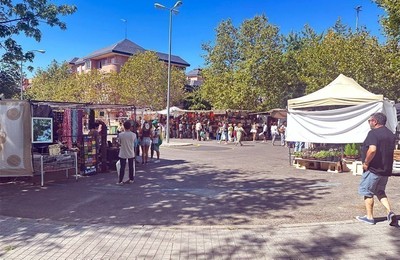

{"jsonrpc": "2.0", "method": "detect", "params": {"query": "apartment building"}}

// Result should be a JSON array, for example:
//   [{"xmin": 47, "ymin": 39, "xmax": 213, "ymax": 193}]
[{"xmin": 68, "ymin": 39, "xmax": 190, "ymax": 74}]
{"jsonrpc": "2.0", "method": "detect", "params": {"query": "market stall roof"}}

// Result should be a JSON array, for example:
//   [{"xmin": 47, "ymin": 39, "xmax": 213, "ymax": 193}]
[
  {"xmin": 268, "ymin": 108, "xmax": 287, "ymax": 119},
  {"xmin": 157, "ymin": 106, "xmax": 187, "ymax": 115},
  {"xmin": 286, "ymin": 74, "xmax": 397, "ymax": 143},
  {"xmin": 287, "ymin": 74, "xmax": 383, "ymax": 109},
  {"xmin": 30, "ymin": 100, "xmax": 136, "ymax": 110}
]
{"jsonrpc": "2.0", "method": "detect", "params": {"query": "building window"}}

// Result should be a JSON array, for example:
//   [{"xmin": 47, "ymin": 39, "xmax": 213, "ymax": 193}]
[{"xmin": 85, "ymin": 60, "xmax": 91, "ymax": 69}]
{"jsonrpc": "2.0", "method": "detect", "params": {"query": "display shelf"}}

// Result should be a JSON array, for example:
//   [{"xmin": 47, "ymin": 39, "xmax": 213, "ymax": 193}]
[
  {"xmin": 80, "ymin": 135, "xmax": 98, "ymax": 175},
  {"xmin": 33, "ymin": 151, "xmax": 78, "ymax": 186}
]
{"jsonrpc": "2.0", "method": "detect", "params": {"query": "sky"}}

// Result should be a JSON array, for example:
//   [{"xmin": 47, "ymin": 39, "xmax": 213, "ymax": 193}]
[{"xmin": 16, "ymin": 0, "xmax": 386, "ymax": 77}]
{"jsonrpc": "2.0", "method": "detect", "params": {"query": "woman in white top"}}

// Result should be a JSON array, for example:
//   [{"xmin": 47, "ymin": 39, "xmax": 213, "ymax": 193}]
[
  {"xmin": 270, "ymin": 122, "xmax": 278, "ymax": 146},
  {"xmin": 250, "ymin": 122, "xmax": 257, "ymax": 142}
]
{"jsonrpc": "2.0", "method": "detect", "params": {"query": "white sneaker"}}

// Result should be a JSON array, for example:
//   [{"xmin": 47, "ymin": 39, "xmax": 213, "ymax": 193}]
[{"xmin": 154, "ymin": 160, "xmax": 160, "ymax": 163}]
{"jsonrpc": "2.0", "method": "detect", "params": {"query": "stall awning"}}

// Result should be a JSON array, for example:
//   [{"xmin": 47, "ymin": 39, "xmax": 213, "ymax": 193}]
[{"xmin": 288, "ymin": 74, "xmax": 383, "ymax": 109}]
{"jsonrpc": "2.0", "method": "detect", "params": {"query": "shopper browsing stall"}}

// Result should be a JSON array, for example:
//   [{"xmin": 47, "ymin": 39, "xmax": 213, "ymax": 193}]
[{"xmin": 117, "ymin": 121, "xmax": 136, "ymax": 185}]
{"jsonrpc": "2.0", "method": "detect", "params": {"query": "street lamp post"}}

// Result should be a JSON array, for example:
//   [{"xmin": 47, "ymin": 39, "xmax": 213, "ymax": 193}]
[
  {"xmin": 20, "ymin": 49, "xmax": 46, "ymax": 100},
  {"xmin": 355, "ymin": 5, "xmax": 362, "ymax": 31},
  {"xmin": 154, "ymin": 1, "xmax": 182, "ymax": 144}
]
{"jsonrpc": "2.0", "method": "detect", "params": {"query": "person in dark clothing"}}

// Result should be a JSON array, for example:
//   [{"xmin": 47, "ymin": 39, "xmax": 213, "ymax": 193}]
[{"xmin": 356, "ymin": 112, "xmax": 397, "ymax": 226}]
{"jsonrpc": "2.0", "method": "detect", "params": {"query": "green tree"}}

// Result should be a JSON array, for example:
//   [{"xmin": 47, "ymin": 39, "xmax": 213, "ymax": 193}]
[
  {"xmin": 0, "ymin": 0, "xmax": 77, "ymax": 64},
  {"xmin": 0, "ymin": 62, "xmax": 19, "ymax": 99},
  {"xmin": 201, "ymin": 15, "xmax": 288, "ymax": 110},
  {"xmin": 26, "ymin": 60, "xmax": 81, "ymax": 101},
  {"xmin": 201, "ymin": 19, "xmax": 238, "ymax": 109},
  {"xmin": 292, "ymin": 21, "xmax": 399, "ymax": 101},
  {"xmin": 373, "ymin": 0, "xmax": 400, "ymax": 42},
  {"xmin": 118, "ymin": 51, "xmax": 185, "ymax": 109},
  {"xmin": 182, "ymin": 90, "xmax": 212, "ymax": 110},
  {"xmin": 0, "ymin": 0, "xmax": 77, "ymax": 97}
]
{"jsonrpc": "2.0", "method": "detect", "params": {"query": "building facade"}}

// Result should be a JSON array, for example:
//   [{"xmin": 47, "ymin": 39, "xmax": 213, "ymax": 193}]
[{"xmin": 68, "ymin": 39, "xmax": 190, "ymax": 74}]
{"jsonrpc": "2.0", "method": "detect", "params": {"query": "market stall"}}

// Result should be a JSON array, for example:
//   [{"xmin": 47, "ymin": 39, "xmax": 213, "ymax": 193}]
[
  {"xmin": 286, "ymin": 74, "xmax": 398, "ymax": 173},
  {"xmin": 0, "ymin": 99, "xmax": 137, "ymax": 183}
]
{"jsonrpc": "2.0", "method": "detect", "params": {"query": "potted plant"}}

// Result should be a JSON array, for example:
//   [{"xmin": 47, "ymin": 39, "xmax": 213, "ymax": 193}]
[
  {"xmin": 314, "ymin": 150, "xmax": 330, "ymax": 161},
  {"xmin": 329, "ymin": 150, "xmax": 341, "ymax": 162},
  {"xmin": 343, "ymin": 143, "xmax": 360, "ymax": 171},
  {"xmin": 344, "ymin": 143, "xmax": 360, "ymax": 160},
  {"xmin": 293, "ymin": 151, "xmax": 303, "ymax": 158}
]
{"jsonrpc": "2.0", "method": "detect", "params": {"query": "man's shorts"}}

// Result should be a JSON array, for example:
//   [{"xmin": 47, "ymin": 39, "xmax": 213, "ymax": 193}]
[{"xmin": 358, "ymin": 170, "xmax": 388, "ymax": 197}]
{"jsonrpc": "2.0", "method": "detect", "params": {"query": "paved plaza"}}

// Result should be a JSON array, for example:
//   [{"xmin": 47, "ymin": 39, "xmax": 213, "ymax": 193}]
[{"xmin": 1, "ymin": 139, "xmax": 399, "ymax": 259}]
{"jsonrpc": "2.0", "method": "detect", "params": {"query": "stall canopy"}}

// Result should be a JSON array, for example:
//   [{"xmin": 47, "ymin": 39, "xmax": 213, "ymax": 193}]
[
  {"xmin": 268, "ymin": 108, "xmax": 287, "ymax": 119},
  {"xmin": 288, "ymin": 74, "xmax": 383, "ymax": 108},
  {"xmin": 286, "ymin": 74, "xmax": 397, "ymax": 144},
  {"xmin": 157, "ymin": 106, "xmax": 187, "ymax": 116}
]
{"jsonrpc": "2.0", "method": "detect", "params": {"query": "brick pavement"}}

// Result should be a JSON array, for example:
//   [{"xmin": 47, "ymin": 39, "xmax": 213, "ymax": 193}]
[
  {"xmin": 1, "ymin": 140, "xmax": 399, "ymax": 259},
  {"xmin": 0, "ymin": 216, "xmax": 399, "ymax": 259}
]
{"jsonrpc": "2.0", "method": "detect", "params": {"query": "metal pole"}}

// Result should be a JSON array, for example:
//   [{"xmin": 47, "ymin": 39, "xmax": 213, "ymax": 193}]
[
  {"xmin": 20, "ymin": 59, "xmax": 23, "ymax": 100},
  {"xmin": 355, "ymin": 6, "xmax": 362, "ymax": 32},
  {"xmin": 166, "ymin": 8, "xmax": 172, "ymax": 143}
]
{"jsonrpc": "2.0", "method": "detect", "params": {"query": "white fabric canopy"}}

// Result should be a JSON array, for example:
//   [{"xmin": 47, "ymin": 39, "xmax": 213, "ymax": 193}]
[
  {"xmin": 288, "ymin": 74, "xmax": 383, "ymax": 109},
  {"xmin": 157, "ymin": 106, "xmax": 187, "ymax": 116},
  {"xmin": 287, "ymin": 101, "xmax": 397, "ymax": 143},
  {"xmin": 286, "ymin": 74, "xmax": 397, "ymax": 143}
]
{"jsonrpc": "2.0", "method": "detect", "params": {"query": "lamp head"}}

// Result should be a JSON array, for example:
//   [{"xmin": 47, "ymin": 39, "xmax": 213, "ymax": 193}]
[
  {"xmin": 173, "ymin": 1, "xmax": 183, "ymax": 9},
  {"xmin": 154, "ymin": 3, "xmax": 166, "ymax": 9},
  {"xmin": 36, "ymin": 50, "xmax": 46, "ymax": 54}
]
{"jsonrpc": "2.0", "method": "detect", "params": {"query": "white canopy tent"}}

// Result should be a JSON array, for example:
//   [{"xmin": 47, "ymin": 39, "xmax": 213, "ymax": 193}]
[
  {"xmin": 286, "ymin": 74, "xmax": 397, "ymax": 144},
  {"xmin": 157, "ymin": 106, "xmax": 187, "ymax": 116}
]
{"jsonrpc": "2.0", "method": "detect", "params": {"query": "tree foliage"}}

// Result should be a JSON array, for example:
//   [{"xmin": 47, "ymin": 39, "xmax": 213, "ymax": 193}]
[
  {"xmin": 292, "ymin": 21, "xmax": 399, "ymax": 101},
  {"xmin": 0, "ymin": 62, "xmax": 19, "ymax": 99},
  {"xmin": 373, "ymin": 0, "xmax": 400, "ymax": 42},
  {"xmin": 118, "ymin": 51, "xmax": 186, "ymax": 109},
  {"xmin": 0, "ymin": 0, "xmax": 77, "ymax": 97},
  {"xmin": 200, "ymin": 15, "xmax": 399, "ymax": 110},
  {"xmin": 0, "ymin": 0, "xmax": 77, "ymax": 64},
  {"xmin": 27, "ymin": 52, "xmax": 186, "ymax": 109},
  {"xmin": 14, "ymin": 2, "xmax": 400, "ymax": 108},
  {"xmin": 201, "ymin": 15, "xmax": 288, "ymax": 110}
]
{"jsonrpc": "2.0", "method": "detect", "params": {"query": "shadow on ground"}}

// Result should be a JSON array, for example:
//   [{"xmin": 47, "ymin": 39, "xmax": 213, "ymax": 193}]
[{"xmin": 1, "ymin": 158, "xmax": 330, "ymax": 226}]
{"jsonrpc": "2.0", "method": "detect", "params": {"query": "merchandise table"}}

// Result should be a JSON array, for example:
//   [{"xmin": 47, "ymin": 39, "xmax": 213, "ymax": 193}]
[{"xmin": 33, "ymin": 152, "xmax": 78, "ymax": 186}]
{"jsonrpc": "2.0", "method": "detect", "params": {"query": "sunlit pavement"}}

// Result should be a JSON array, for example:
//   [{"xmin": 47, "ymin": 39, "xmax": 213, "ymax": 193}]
[{"xmin": 1, "ymin": 139, "xmax": 399, "ymax": 259}]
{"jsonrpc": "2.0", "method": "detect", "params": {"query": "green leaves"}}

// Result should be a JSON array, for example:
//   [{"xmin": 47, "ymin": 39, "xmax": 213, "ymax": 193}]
[
  {"xmin": 0, "ymin": 0, "xmax": 77, "ymax": 96},
  {"xmin": 374, "ymin": 0, "xmax": 400, "ymax": 42},
  {"xmin": 201, "ymin": 15, "xmax": 287, "ymax": 110},
  {"xmin": 27, "ymin": 52, "xmax": 186, "ymax": 108}
]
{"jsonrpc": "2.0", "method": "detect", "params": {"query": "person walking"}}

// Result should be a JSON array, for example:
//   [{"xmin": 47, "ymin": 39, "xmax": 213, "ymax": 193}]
[
  {"xmin": 270, "ymin": 122, "xmax": 278, "ymax": 145},
  {"xmin": 250, "ymin": 122, "xmax": 257, "ymax": 142},
  {"xmin": 356, "ymin": 112, "xmax": 397, "ymax": 226},
  {"xmin": 262, "ymin": 122, "xmax": 268, "ymax": 143},
  {"xmin": 195, "ymin": 121, "xmax": 202, "ymax": 141},
  {"xmin": 117, "ymin": 121, "xmax": 137, "ymax": 185},
  {"xmin": 235, "ymin": 123, "xmax": 246, "ymax": 146},
  {"xmin": 228, "ymin": 124, "xmax": 234, "ymax": 142},
  {"xmin": 151, "ymin": 120, "xmax": 161, "ymax": 163},
  {"xmin": 140, "ymin": 120, "xmax": 152, "ymax": 165},
  {"xmin": 279, "ymin": 122, "xmax": 286, "ymax": 146}
]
